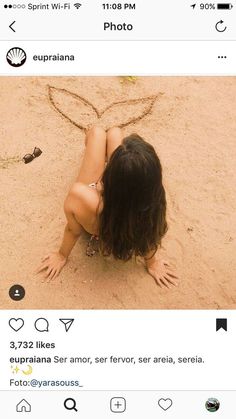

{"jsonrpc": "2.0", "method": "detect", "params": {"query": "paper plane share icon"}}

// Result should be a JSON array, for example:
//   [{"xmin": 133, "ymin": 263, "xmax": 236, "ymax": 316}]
[{"xmin": 59, "ymin": 318, "xmax": 74, "ymax": 332}]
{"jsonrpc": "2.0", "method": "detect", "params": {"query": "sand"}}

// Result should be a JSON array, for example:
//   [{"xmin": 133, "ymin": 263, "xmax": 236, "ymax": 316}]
[{"xmin": 0, "ymin": 76, "xmax": 235, "ymax": 309}]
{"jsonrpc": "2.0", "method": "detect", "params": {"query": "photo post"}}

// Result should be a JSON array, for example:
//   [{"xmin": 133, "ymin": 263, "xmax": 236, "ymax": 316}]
[{"xmin": 0, "ymin": 1, "xmax": 235, "ymax": 417}]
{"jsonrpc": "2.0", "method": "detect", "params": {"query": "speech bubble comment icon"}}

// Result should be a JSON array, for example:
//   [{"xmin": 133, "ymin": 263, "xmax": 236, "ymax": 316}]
[{"xmin": 34, "ymin": 318, "xmax": 49, "ymax": 332}]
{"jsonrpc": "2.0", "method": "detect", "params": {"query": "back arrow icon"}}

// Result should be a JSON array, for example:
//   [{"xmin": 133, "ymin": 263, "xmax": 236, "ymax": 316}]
[
  {"xmin": 215, "ymin": 20, "xmax": 227, "ymax": 33},
  {"xmin": 9, "ymin": 21, "xmax": 16, "ymax": 32}
]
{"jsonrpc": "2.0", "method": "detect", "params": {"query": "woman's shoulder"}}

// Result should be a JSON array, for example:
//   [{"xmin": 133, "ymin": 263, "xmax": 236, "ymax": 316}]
[
  {"xmin": 65, "ymin": 182, "xmax": 99, "ymax": 215},
  {"xmin": 69, "ymin": 181, "xmax": 91, "ymax": 198}
]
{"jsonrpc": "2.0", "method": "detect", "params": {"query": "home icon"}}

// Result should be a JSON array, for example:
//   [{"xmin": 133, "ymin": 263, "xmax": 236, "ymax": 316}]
[{"xmin": 16, "ymin": 399, "xmax": 31, "ymax": 413}]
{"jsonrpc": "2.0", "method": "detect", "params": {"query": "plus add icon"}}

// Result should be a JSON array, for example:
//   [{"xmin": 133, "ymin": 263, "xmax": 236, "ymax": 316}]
[{"xmin": 110, "ymin": 397, "xmax": 126, "ymax": 413}]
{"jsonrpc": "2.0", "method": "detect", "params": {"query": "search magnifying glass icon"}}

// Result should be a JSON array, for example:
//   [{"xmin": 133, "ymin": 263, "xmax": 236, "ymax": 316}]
[{"xmin": 64, "ymin": 398, "xmax": 78, "ymax": 412}]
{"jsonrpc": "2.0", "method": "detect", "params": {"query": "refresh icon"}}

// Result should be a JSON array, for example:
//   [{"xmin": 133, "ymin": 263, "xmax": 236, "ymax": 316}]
[{"xmin": 215, "ymin": 20, "xmax": 227, "ymax": 33}]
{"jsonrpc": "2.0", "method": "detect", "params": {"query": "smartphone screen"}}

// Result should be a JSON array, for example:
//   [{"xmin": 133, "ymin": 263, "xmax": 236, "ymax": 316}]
[{"xmin": 0, "ymin": 1, "xmax": 235, "ymax": 417}]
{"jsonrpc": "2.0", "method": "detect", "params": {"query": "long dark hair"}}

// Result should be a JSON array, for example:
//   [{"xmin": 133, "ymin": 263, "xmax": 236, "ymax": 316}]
[{"xmin": 99, "ymin": 134, "xmax": 167, "ymax": 261}]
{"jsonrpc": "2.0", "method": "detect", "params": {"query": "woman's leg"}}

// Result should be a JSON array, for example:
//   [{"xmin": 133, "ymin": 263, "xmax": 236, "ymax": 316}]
[
  {"xmin": 107, "ymin": 127, "xmax": 123, "ymax": 162},
  {"xmin": 77, "ymin": 126, "xmax": 106, "ymax": 184}
]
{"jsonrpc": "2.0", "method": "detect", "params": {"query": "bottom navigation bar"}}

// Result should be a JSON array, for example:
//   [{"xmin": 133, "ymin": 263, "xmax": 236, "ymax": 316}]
[{"xmin": 1, "ymin": 390, "xmax": 234, "ymax": 418}]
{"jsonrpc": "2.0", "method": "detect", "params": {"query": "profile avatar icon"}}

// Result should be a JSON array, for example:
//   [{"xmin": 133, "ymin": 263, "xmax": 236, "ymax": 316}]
[
  {"xmin": 205, "ymin": 398, "xmax": 220, "ymax": 412},
  {"xmin": 6, "ymin": 47, "xmax": 27, "ymax": 67},
  {"xmin": 9, "ymin": 284, "xmax": 25, "ymax": 301}
]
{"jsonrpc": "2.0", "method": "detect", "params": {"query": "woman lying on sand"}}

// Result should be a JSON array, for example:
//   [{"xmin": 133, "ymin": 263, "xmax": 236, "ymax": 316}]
[{"xmin": 37, "ymin": 126, "xmax": 178, "ymax": 287}]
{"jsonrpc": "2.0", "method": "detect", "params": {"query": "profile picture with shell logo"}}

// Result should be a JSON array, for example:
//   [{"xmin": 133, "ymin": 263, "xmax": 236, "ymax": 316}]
[{"xmin": 6, "ymin": 47, "xmax": 27, "ymax": 68}]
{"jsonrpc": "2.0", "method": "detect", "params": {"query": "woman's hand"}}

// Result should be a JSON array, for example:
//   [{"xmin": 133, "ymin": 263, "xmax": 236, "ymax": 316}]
[
  {"xmin": 36, "ymin": 252, "xmax": 67, "ymax": 280},
  {"xmin": 145, "ymin": 255, "xmax": 178, "ymax": 288}
]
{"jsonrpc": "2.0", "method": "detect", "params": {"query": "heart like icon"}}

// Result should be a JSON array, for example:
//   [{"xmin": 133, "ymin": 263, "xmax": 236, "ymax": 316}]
[
  {"xmin": 9, "ymin": 318, "xmax": 24, "ymax": 332},
  {"xmin": 158, "ymin": 398, "xmax": 173, "ymax": 411}
]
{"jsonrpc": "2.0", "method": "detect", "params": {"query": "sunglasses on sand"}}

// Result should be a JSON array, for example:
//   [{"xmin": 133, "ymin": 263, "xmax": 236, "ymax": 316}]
[{"xmin": 23, "ymin": 147, "xmax": 42, "ymax": 164}]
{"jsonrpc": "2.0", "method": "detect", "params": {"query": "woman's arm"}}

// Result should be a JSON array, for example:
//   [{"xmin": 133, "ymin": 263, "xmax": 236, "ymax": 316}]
[
  {"xmin": 36, "ymin": 191, "xmax": 82, "ymax": 280},
  {"xmin": 144, "ymin": 250, "xmax": 178, "ymax": 288},
  {"xmin": 59, "ymin": 223, "xmax": 81, "ymax": 259},
  {"xmin": 59, "ymin": 194, "xmax": 83, "ymax": 258}
]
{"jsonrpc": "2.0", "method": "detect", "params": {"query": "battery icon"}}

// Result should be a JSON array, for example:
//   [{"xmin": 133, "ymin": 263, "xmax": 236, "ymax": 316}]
[{"xmin": 217, "ymin": 3, "xmax": 233, "ymax": 9}]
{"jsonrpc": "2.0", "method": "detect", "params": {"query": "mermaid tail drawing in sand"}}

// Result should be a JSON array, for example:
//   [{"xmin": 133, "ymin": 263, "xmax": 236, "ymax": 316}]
[{"xmin": 36, "ymin": 88, "xmax": 178, "ymax": 288}]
